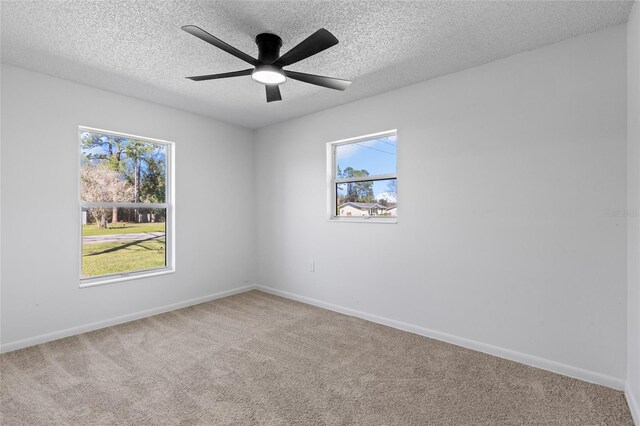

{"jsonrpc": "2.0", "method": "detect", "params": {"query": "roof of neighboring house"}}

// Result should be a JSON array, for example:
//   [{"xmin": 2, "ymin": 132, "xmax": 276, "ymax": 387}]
[{"xmin": 339, "ymin": 202, "xmax": 395, "ymax": 210}]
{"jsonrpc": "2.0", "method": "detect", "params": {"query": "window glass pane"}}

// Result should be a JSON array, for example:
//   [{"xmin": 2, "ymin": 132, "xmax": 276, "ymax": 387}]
[
  {"xmin": 82, "ymin": 208, "xmax": 166, "ymax": 278},
  {"xmin": 80, "ymin": 130, "xmax": 167, "ymax": 203},
  {"xmin": 336, "ymin": 134, "xmax": 396, "ymax": 178},
  {"xmin": 336, "ymin": 178, "xmax": 397, "ymax": 217}
]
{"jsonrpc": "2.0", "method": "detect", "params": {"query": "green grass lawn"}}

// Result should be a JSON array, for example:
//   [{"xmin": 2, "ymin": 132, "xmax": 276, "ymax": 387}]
[
  {"xmin": 82, "ymin": 237, "xmax": 166, "ymax": 278},
  {"xmin": 83, "ymin": 222, "xmax": 165, "ymax": 236}
]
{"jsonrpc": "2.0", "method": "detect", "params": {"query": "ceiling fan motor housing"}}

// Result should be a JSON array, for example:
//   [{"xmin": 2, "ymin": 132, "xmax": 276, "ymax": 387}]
[
  {"xmin": 255, "ymin": 33, "xmax": 283, "ymax": 64},
  {"xmin": 252, "ymin": 33, "xmax": 287, "ymax": 86}
]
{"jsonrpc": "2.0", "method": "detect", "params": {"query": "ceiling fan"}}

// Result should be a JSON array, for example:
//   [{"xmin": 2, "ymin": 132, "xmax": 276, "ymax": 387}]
[{"xmin": 182, "ymin": 25, "xmax": 351, "ymax": 103}]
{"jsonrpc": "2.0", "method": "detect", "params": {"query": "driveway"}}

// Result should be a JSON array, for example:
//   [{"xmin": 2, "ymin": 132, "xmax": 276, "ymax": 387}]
[{"xmin": 83, "ymin": 232, "xmax": 165, "ymax": 244}]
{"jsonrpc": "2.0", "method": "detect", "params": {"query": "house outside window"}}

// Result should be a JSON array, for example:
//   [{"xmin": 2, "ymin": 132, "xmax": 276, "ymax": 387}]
[
  {"xmin": 327, "ymin": 130, "xmax": 397, "ymax": 222},
  {"xmin": 79, "ymin": 126, "xmax": 174, "ymax": 286}
]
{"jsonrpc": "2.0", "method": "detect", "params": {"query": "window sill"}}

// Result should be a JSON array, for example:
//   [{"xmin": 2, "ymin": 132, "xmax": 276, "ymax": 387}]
[
  {"xmin": 329, "ymin": 216, "xmax": 397, "ymax": 224},
  {"xmin": 79, "ymin": 268, "xmax": 175, "ymax": 288}
]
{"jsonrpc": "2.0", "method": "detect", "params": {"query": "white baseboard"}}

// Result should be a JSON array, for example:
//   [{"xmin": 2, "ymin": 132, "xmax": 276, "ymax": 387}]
[
  {"xmin": 256, "ymin": 285, "xmax": 626, "ymax": 391},
  {"xmin": 0, "ymin": 285, "xmax": 256, "ymax": 354},
  {"xmin": 627, "ymin": 384, "xmax": 640, "ymax": 426}
]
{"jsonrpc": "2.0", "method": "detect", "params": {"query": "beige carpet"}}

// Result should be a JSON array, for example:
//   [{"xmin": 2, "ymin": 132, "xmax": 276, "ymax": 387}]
[{"xmin": 0, "ymin": 290, "xmax": 632, "ymax": 425}]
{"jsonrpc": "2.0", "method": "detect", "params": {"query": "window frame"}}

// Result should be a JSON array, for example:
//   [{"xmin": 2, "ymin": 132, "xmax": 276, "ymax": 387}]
[
  {"xmin": 327, "ymin": 129, "xmax": 398, "ymax": 223},
  {"xmin": 78, "ymin": 126, "xmax": 175, "ymax": 287}
]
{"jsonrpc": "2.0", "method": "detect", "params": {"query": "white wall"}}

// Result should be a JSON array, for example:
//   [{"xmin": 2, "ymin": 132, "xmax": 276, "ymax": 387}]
[
  {"xmin": 0, "ymin": 64, "xmax": 256, "ymax": 350},
  {"xmin": 255, "ymin": 26, "xmax": 628, "ymax": 387},
  {"xmin": 627, "ymin": 1, "xmax": 640, "ymax": 422}
]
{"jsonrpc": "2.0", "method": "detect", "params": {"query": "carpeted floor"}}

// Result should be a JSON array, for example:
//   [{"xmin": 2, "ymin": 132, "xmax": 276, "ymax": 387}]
[{"xmin": 0, "ymin": 290, "xmax": 633, "ymax": 425}]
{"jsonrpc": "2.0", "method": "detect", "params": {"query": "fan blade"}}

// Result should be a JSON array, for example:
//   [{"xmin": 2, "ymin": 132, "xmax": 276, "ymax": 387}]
[
  {"xmin": 186, "ymin": 68, "xmax": 253, "ymax": 81},
  {"xmin": 266, "ymin": 85, "xmax": 282, "ymax": 103},
  {"xmin": 284, "ymin": 70, "xmax": 351, "ymax": 91},
  {"xmin": 273, "ymin": 28, "xmax": 338, "ymax": 67},
  {"xmin": 182, "ymin": 25, "xmax": 258, "ymax": 66}
]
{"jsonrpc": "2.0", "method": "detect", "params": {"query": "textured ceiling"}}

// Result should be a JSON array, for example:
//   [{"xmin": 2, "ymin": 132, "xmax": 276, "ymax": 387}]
[{"xmin": 1, "ymin": 1, "xmax": 633, "ymax": 129}]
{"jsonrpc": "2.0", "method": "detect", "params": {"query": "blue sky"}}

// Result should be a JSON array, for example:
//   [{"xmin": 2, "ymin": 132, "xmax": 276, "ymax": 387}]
[{"xmin": 336, "ymin": 135, "xmax": 397, "ymax": 199}]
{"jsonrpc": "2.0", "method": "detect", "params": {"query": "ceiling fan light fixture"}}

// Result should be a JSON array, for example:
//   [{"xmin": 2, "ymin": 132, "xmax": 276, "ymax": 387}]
[{"xmin": 251, "ymin": 65, "xmax": 286, "ymax": 85}]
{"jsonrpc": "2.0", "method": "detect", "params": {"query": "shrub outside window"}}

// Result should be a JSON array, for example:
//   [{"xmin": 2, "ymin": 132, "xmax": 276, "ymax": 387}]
[
  {"xmin": 328, "ymin": 130, "xmax": 397, "ymax": 222},
  {"xmin": 79, "ymin": 126, "xmax": 174, "ymax": 285}
]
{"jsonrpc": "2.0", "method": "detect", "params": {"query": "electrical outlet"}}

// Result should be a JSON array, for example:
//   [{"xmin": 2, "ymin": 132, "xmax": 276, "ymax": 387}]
[{"xmin": 308, "ymin": 261, "xmax": 315, "ymax": 272}]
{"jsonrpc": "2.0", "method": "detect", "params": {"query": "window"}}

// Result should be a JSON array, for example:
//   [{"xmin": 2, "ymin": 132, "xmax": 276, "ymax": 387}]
[
  {"xmin": 328, "ymin": 130, "xmax": 397, "ymax": 222},
  {"xmin": 79, "ymin": 127, "xmax": 174, "ymax": 285}
]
